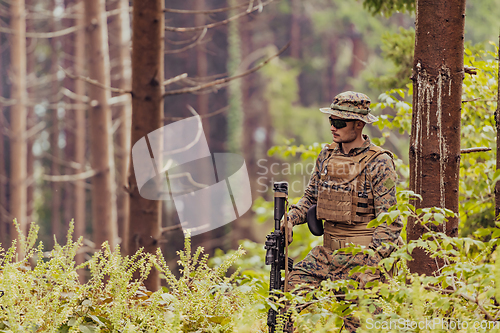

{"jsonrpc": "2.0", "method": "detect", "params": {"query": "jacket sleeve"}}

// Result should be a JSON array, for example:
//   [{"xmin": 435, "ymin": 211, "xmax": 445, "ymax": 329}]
[
  {"xmin": 367, "ymin": 153, "xmax": 403, "ymax": 258},
  {"xmin": 287, "ymin": 148, "xmax": 329, "ymax": 226}
]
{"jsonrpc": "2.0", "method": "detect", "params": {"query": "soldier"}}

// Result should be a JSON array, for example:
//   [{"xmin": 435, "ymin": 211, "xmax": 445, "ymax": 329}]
[{"xmin": 281, "ymin": 91, "xmax": 402, "ymax": 332}]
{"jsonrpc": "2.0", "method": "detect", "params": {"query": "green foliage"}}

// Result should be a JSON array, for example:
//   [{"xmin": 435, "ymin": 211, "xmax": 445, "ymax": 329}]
[
  {"xmin": 260, "ymin": 192, "xmax": 500, "ymax": 332},
  {"xmin": 362, "ymin": 0, "xmax": 415, "ymax": 16},
  {"xmin": 155, "ymin": 235, "xmax": 255, "ymax": 332},
  {"xmin": 0, "ymin": 222, "xmax": 265, "ymax": 332},
  {"xmin": 464, "ymin": 0, "xmax": 500, "ymax": 44},
  {"xmin": 460, "ymin": 44, "xmax": 498, "ymax": 235},
  {"xmin": 267, "ymin": 140, "xmax": 324, "ymax": 161},
  {"xmin": 368, "ymin": 27, "xmax": 415, "ymax": 90}
]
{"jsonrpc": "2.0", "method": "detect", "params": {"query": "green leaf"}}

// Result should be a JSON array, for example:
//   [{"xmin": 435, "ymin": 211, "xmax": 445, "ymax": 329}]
[
  {"xmin": 492, "ymin": 229, "xmax": 500, "ymax": 239},
  {"xmin": 491, "ymin": 169, "xmax": 500, "ymax": 184},
  {"xmin": 422, "ymin": 213, "xmax": 432, "ymax": 222},
  {"xmin": 79, "ymin": 325, "xmax": 96, "ymax": 333},
  {"xmin": 434, "ymin": 213, "xmax": 445, "ymax": 224},
  {"xmin": 389, "ymin": 210, "xmax": 400, "ymax": 221}
]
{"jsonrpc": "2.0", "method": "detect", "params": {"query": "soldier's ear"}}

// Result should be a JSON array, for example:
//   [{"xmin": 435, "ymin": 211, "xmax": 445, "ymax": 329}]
[{"xmin": 356, "ymin": 120, "xmax": 365, "ymax": 130}]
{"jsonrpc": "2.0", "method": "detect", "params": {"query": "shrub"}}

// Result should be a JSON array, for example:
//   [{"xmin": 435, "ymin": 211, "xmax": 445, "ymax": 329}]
[{"xmin": 0, "ymin": 222, "xmax": 266, "ymax": 333}]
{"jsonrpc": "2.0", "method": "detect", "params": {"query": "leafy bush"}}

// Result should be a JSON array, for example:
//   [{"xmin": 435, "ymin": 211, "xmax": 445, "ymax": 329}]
[
  {"xmin": 263, "ymin": 191, "xmax": 500, "ymax": 332},
  {"xmin": 0, "ymin": 222, "xmax": 266, "ymax": 333}
]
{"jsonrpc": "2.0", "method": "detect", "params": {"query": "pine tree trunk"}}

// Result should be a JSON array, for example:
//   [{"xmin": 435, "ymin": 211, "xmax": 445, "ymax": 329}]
[
  {"xmin": 128, "ymin": 0, "xmax": 164, "ymax": 291},
  {"xmin": 495, "ymin": 33, "xmax": 500, "ymax": 219},
  {"xmin": 84, "ymin": 0, "xmax": 117, "ymax": 249},
  {"xmin": 227, "ymin": 0, "xmax": 243, "ymax": 153},
  {"xmin": 0, "ymin": 31, "xmax": 7, "ymax": 246},
  {"xmin": 195, "ymin": 0, "xmax": 209, "ymax": 136},
  {"xmin": 407, "ymin": 0, "xmax": 465, "ymax": 275},
  {"xmin": 26, "ymin": 0, "xmax": 34, "ymax": 227},
  {"xmin": 235, "ymin": 15, "xmax": 257, "ymax": 245},
  {"xmin": 109, "ymin": 0, "xmax": 132, "ymax": 254},
  {"xmin": 74, "ymin": 0, "xmax": 86, "ymax": 258},
  {"xmin": 66, "ymin": 0, "xmax": 87, "ymax": 277},
  {"xmin": 9, "ymin": 0, "xmax": 27, "ymax": 250},
  {"xmin": 0, "ymin": 110, "xmax": 6, "ymax": 246},
  {"xmin": 290, "ymin": 0, "xmax": 301, "ymax": 59},
  {"xmin": 50, "ymin": 7, "xmax": 61, "ymax": 244}
]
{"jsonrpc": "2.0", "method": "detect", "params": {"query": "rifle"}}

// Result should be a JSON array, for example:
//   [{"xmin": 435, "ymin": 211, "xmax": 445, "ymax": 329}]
[{"xmin": 265, "ymin": 181, "xmax": 294, "ymax": 333}]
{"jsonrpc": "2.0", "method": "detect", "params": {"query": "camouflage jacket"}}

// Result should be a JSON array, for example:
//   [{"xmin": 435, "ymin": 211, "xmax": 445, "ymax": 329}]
[{"xmin": 288, "ymin": 135, "xmax": 402, "ymax": 258}]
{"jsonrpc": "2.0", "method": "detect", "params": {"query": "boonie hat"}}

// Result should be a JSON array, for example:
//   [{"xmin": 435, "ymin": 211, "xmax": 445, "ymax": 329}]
[{"xmin": 320, "ymin": 91, "xmax": 378, "ymax": 123}]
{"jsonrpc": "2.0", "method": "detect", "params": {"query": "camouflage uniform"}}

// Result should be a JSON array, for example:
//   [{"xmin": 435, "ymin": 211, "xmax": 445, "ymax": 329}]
[{"xmin": 284, "ymin": 92, "xmax": 402, "ymax": 332}]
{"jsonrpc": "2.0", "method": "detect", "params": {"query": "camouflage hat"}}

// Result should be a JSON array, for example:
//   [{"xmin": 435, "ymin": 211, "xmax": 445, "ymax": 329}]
[{"xmin": 319, "ymin": 91, "xmax": 378, "ymax": 123}]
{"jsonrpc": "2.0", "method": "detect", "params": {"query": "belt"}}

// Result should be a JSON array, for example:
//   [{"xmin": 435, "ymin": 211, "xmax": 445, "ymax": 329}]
[{"xmin": 323, "ymin": 233, "xmax": 372, "ymax": 251}]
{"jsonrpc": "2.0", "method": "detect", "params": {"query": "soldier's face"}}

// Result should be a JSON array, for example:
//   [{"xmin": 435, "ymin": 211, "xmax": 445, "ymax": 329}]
[{"xmin": 330, "ymin": 116, "xmax": 358, "ymax": 143}]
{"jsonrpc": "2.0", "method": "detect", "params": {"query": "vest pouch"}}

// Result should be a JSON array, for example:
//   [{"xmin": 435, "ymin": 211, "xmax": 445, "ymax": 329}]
[
  {"xmin": 329, "ymin": 160, "xmax": 360, "ymax": 181},
  {"xmin": 317, "ymin": 186, "xmax": 352, "ymax": 223}
]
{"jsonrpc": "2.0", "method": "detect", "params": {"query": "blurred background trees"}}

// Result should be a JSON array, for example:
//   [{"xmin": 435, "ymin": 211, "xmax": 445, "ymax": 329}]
[{"xmin": 0, "ymin": 0, "xmax": 498, "ymax": 279}]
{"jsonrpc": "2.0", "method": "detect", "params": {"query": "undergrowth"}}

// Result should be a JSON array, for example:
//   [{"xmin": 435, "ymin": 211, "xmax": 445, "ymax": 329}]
[{"xmin": 0, "ymin": 222, "xmax": 266, "ymax": 333}]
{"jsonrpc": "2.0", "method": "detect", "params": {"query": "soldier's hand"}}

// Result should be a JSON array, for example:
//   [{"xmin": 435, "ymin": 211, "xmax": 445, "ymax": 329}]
[{"xmin": 280, "ymin": 217, "xmax": 294, "ymax": 245}]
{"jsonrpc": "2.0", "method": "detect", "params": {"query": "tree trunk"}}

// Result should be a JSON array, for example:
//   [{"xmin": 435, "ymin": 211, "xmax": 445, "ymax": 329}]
[
  {"xmin": 109, "ymin": 0, "xmax": 132, "ymax": 254},
  {"xmin": 50, "ymin": 6, "xmax": 62, "ymax": 244},
  {"xmin": 0, "ymin": 110, "xmax": 6, "ymax": 246},
  {"xmin": 495, "ymin": 33, "xmax": 500, "ymax": 219},
  {"xmin": 62, "ymin": 0, "xmax": 84, "ymax": 260},
  {"xmin": 0, "ymin": 29, "xmax": 8, "ymax": 246},
  {"xmin": 290, "ymin": 0, "xmax": 301, "ymax": 59},
  {"xmin": 71, "ymin": 0, "xmax": 87, "ymax": 276},
  {"xmin": 26, "ymin": 0, "xmax": 35, "ymax": 227},
  {"xmin": 235, "ymin": 14, "xmax": 257, "ymax": 246},
  {"xmin": 195, "ymin": 0, "xmax": 209, "ymax": 138},
  {"xmin": 226, "ymin": 0, "xmax": 243, "ymax": 153},
  {"xmin": 128, "ymin": 0, "xmax": 164, "ymax": 291},
  {"xmin": 9, "ymin": 0, "xmax": 27, "ymax": 251},
  {"xmin": 407, "ymin": 0, "xmax": 465, "ymax": 276},
  {"xmin": 84, "ymin": 0, "xmax": 117, "ymax": 249}
]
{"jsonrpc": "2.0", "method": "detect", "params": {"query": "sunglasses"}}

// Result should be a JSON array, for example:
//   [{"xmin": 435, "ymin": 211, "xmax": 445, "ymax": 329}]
[{"xmin": 329, "ymin": 117, "xmax": 357, "ymax": 129}]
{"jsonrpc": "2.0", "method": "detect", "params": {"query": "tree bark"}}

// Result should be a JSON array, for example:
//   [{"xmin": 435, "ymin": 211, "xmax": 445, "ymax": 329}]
[
  {"xmin": 407, "ymin": 0, "xmax": 465, "ymax": 276},
  {"xmin": 109, "ymin": 0, "xmax": 132, "ymax": 255},
  {"xmin": 50, "ymin": 4, "xmax": 62, "ymax": 245},
  {"xmin": 195, "ymin": 0, "xmax": 209, "ymax": 138},
  {"xmin": 73, "ymin": 0, "xmax": 87, "ymax": 275},
  {"xmin": 84, "ymin": 0, "xmax": 118, "ymax": 249},
  {"xmin": 226, "ymin": 0, "xmax": 243, "ymax": 153},
  {"xmin": 290, "ymin": 0, "xmax": 301, "ymax": 59},
  {"xmin": 26, "ymin": 0, "xmax": 35, "ymax": 227},
  {"xmin": 0, "ymin": 110, "xmax": 6, "ymax": 246},
  {"xmin": 495, "ymin": 33, "xmax": 500, "ymax": 219},
  {"xmin": 128, "ymin": 0, "xmax": 164, "ymax": 291},
  {"xmin": 0, "ymin": 29, "xmax": 8, "ymax": 246},
  {"xmin": 9, "ymin": 0, "xmax": 28, "ymax": 251},
  {"xmin": 61, "ymin": 0, "xmax": 86, "ymax": 264},
  {"xmin": 235, "ymin": 14, "xmax": 257, "ymax": 246}
]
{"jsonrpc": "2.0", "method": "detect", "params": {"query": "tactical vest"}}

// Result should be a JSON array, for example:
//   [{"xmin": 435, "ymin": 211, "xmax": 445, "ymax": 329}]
[{"xmin": 316, "ymin": 144, "xmax": 392, "ymax": 225}]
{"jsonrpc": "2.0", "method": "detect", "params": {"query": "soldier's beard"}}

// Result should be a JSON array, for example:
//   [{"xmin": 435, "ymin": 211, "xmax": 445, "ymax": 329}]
[{"xmin": 333, "ymin": 128, "xmax": 357, "ymax": 144}]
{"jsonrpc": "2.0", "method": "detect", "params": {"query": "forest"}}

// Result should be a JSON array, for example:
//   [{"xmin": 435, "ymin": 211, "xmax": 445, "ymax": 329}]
[{"xmin": 1, "ymin": 0, "xmax": 500, "ymax": 332}]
